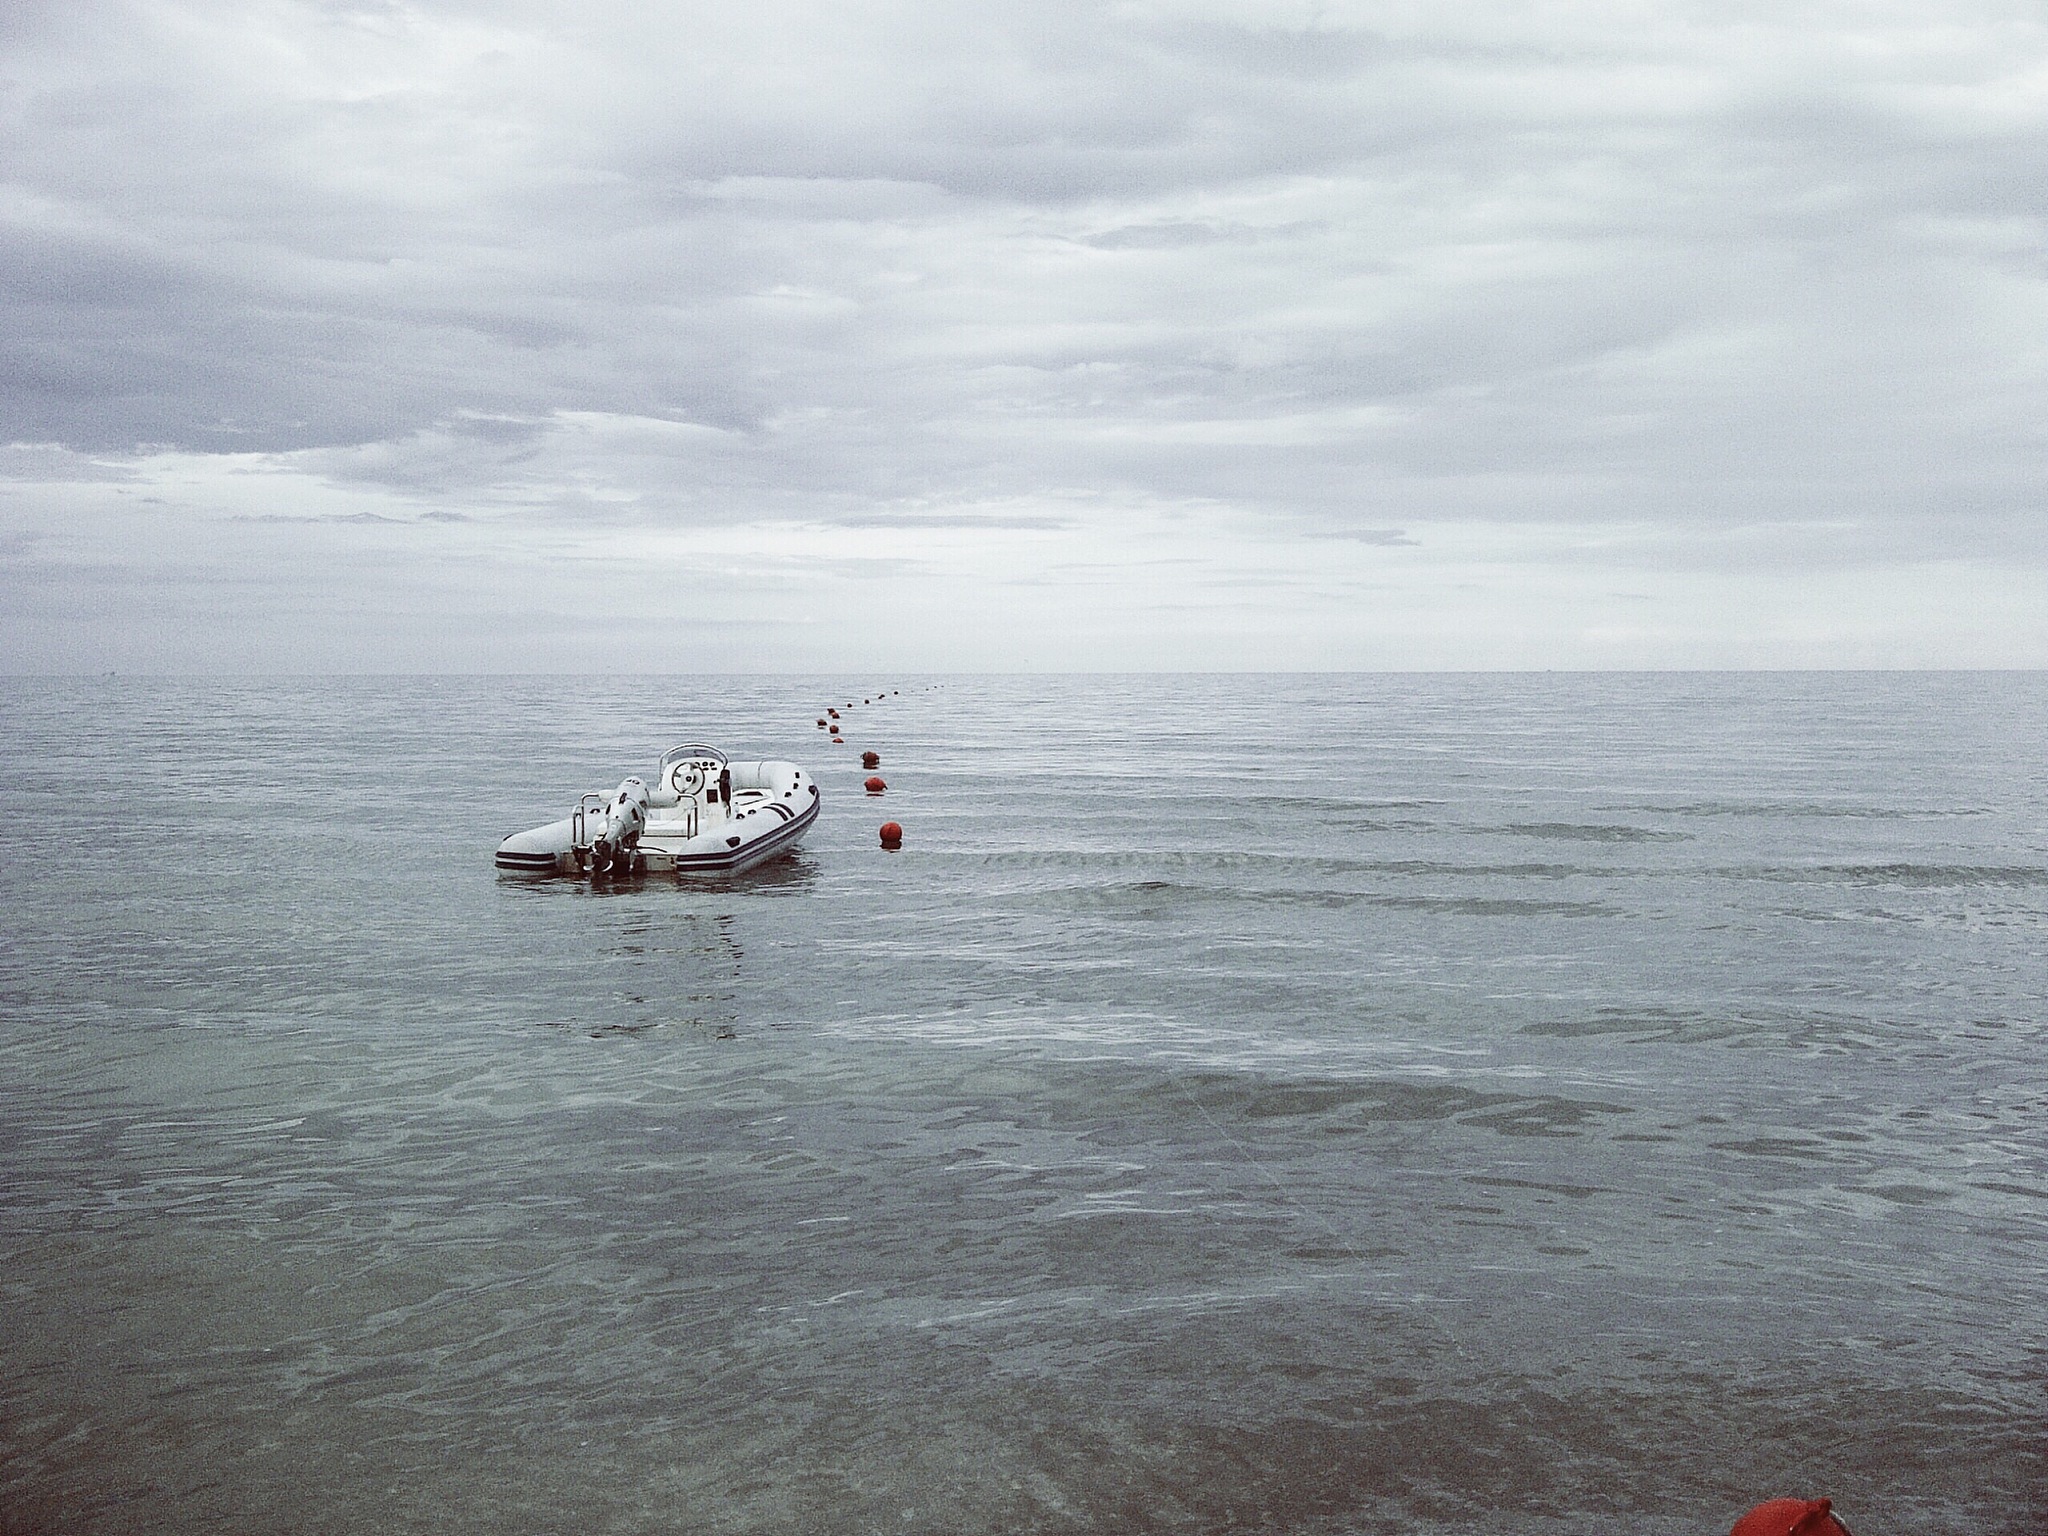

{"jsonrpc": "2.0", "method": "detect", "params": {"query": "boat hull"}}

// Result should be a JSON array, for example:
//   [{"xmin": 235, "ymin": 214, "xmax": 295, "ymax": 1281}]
[
  {"xmin": 641, "ymin": 786, "xmax": 820, "ymax": 875},
  {"xmin": 495, "ymin": 757, "xmax": 819, "ymax": 877}
]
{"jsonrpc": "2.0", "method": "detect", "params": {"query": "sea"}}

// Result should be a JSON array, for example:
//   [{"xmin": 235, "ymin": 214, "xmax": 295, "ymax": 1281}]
[{"xmin": 1, "ymin": 673, "xmax": 2043, "ymax": 1536}]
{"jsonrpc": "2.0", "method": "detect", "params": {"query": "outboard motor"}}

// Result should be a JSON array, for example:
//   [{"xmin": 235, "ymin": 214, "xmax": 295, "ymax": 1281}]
[{"xmin": 587, "ymin": 776, "xmax": 650, "ymax": 875}]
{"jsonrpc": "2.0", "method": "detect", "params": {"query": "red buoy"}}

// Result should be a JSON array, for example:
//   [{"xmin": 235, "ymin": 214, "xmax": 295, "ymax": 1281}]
[
  {"xmin": 1730, "ymin": 1499, "xmax": 1850, "ymax": 1536},
  {"xmin": 861, "ymin": 750, "xmax": 880, "ymax": 769},
  {"xmin": 879, "ymin": 821, "xmax": 903, "ymax": 847},
  {"xmin": 816, "ymin": 719, "xmax": 827, "ymax": 728},
  {"xmin": 828, "ymin": 709, "xmax": 839, "ymax": 718},
  {"xmin": 864, "ymin": 776, "xmax": 886, "ymax": 794}
]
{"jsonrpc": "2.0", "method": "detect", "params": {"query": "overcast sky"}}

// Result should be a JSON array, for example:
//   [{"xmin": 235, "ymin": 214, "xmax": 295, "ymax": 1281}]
[{"xmin": 3, "ymin": 0, "xmax": 2045, "ymax": 670}]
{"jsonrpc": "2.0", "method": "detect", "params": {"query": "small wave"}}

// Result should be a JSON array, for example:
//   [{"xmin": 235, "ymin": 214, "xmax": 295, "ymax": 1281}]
[
  {"xmin": 1007, "ymin": 882, "xmax": 1619, "ymax": 919},
  {"xmin": 1465, "ymin": 1174, "xmax": 1615, "ymax": 1199},
  {"xmin": 1709, "ymin": 1136, "xmax": 1838, "ymax": 1160},
  {"xmin": 979, "ymin": 850, "xmax": 1617, "ymax": 882},
  {"xmin": 1499, "ymin": 822, "xmax": 1691, "ymax": 844},
  {"xmin": 1522, "ymin": 1011, "xmax": 1758, "ymax": 1046},
  {"xmin": 1362, "ymin": 895, "xmax": 1620, "ymax": 918},
  {"xmin": 1625, "ymin": 800, "xmax": 1992, "ymax": 820},
  {"xmin": 1152, "ymin": 1072, "xmax": 1633, "ymax": 1139},
  {"xmin": 1523, "ymin": 1007, "xmax": 1881, "ymax": 1050},
  {"xmin": 1746, "ymin": 864, "xmax": 2048, "ymax": 889}
]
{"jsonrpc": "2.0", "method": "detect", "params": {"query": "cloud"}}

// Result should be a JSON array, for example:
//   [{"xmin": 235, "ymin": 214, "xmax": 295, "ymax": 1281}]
[
  {"xmin": 1, "ymin": 0, "xmax": 2046, "ymax": 667},
  {"xmin": 1312, "ymin": 528, "xmax": 1418, "ymax": 545}
]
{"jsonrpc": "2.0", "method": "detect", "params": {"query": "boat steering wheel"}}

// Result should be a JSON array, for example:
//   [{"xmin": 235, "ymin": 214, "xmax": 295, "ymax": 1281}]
[{"xmin": 670, "ymin": 760, "xmax": 706, "ymax": 797}]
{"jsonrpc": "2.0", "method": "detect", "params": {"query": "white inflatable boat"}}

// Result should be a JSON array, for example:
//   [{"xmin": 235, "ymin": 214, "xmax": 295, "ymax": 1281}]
[{"xmin": 495, "ymin": 744, "xmax": 819, "ymax": 877}]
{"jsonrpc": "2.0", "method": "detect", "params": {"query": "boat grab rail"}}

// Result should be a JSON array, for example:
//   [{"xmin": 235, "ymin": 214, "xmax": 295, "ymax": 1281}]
[
  {"xmin": 660, "ymin": 743, "xmax": 728, "ymax": 770},
  {"xmin": 570, "ymin": 792, "xmax": 607, "ymax": 851}
]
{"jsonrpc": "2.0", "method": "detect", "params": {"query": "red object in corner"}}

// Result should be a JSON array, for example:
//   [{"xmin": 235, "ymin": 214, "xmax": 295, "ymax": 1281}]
[{"xmin": 1731, "ymin": 1498, "xmax": 1850, "ymax": 1536}]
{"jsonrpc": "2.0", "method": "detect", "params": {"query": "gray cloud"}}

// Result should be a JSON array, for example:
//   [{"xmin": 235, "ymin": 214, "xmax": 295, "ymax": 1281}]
[
  {"xmin": 2, "ymin": 0, "xmax": 2045, "ymax": 667},
  {"xmin": 1312, "ymin": 528, "xmax": 1418, "ymax": 545}
]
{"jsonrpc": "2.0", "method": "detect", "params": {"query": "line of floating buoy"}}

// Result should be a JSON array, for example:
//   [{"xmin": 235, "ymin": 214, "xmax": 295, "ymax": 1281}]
[{"xmin": 805, "ymin": 686, "xmax": 912, "ymax": 850}]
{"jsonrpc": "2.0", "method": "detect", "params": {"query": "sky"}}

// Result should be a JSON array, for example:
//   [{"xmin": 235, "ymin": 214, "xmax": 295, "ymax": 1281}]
[{"xmin": 3, "ymin": 0, "xmax": 2046, "ymax": 671}]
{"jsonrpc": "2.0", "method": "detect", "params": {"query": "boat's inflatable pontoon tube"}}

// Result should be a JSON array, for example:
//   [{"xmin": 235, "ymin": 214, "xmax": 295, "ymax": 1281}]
[{"xmin": 495, "ymin": 745, "xmax": 819, "ymax": 877}]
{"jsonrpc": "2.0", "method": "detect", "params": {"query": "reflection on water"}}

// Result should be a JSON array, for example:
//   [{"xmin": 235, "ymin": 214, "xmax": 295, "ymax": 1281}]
[
  {"xmin": 1, "ymin": 674, "xmax": 2044, "ymax": 1536},
  {"xmin": 533, "ymin": 908, "xmax": 750, "ymax": 1039}
]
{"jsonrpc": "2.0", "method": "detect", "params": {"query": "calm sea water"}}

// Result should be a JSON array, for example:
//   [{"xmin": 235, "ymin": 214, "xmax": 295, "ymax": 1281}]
[{"xmin": 1, "ymin": 674, "xmax": 2043, "ymax": 1535}]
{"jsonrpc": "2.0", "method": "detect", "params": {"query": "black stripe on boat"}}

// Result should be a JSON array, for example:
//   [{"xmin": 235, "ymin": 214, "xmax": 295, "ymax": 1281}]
[
  {"xmin": 664, "ymin": 799, "xmax": 817, "ymax": 870},
  {"xmin": 495, "ymin": 850, "xmax": 559, "ymax": 870}
]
